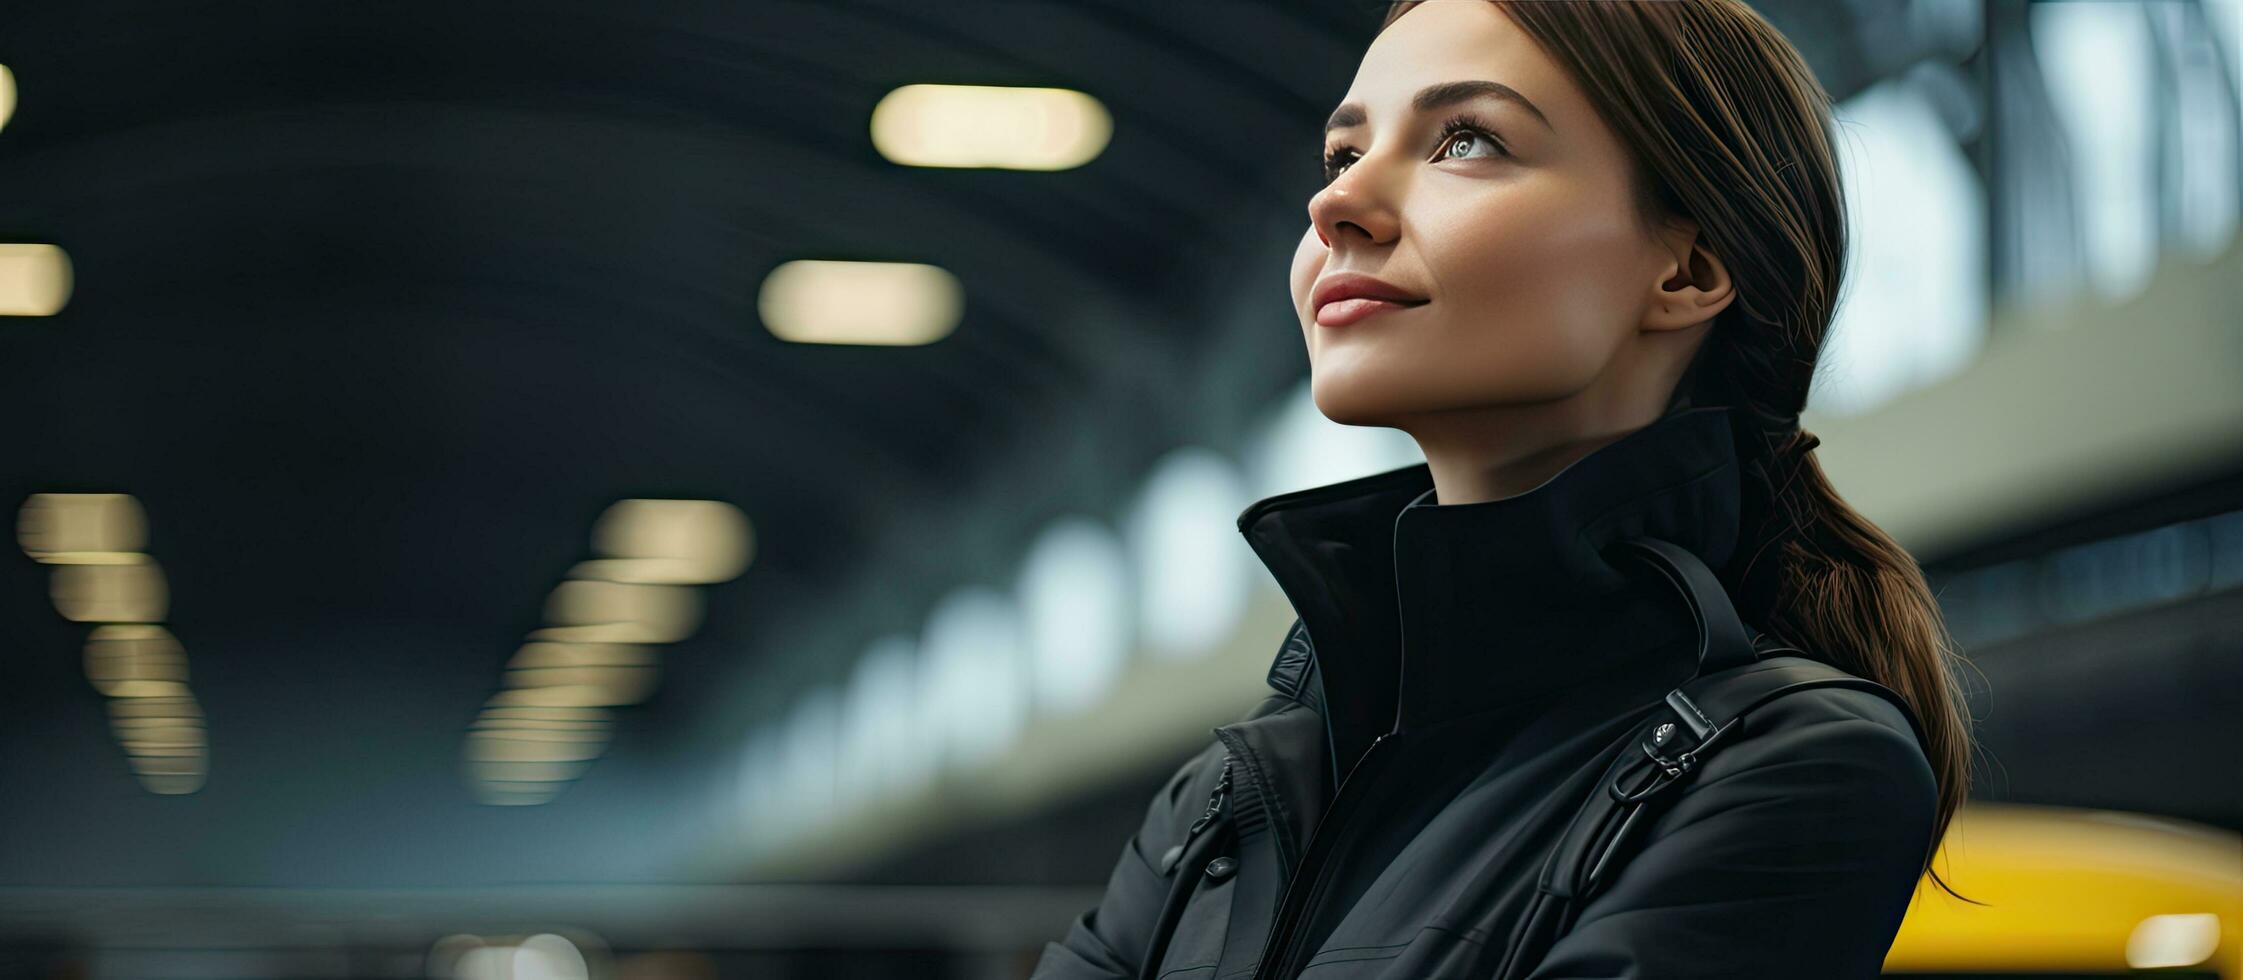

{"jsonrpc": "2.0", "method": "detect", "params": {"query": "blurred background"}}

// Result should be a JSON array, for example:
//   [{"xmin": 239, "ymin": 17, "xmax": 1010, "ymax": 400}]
[{"xmin": 1, "ymin": 0, "xmax": 2240, "ymax": 977}]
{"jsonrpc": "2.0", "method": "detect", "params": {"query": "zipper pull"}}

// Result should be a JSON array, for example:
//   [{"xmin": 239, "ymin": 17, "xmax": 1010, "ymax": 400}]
[{"xmin": 1161, "ymin": 755, "xmax": 1233, "ymax": 875}]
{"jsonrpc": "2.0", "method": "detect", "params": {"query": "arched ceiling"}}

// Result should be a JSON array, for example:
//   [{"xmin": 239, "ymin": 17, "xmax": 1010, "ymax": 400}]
[{"xmin": 0, "ymin": 0, "xmax": 1918, "ymax": 887}]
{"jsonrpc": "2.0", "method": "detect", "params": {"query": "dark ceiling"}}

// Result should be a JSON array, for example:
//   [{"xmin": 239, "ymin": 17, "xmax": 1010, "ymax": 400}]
[{"xmin": 0, "ymin": 0, "xmax": 1918, "ymax": 889}]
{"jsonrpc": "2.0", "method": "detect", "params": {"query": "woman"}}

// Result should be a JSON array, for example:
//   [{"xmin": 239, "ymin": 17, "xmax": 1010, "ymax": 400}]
[{"xmin": 1031, "ymin": 1, "xmax": 1976, "ymax": 977}]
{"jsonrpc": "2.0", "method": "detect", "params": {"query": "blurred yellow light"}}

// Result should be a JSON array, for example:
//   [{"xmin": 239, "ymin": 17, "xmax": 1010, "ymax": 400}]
[
  {"xmin": 757, "ymin": 259, "xmax": 962, "ymax": 346},
  {"xmin": 584, "ymin": 498, "xmax": 754, "ymax": 583},
  {"xmin": 870, "ymin": 83, "xmax": 1110, "ymax": 170},
  {"xmin": 0, "ymin": 243, "xmax": 72, "ymax": 317},
  {"xmin": 465, "ymin": 730, "xmax": 607, "ymax": 764},
  {"xmin": 500, "ymin": 665, "xmax": 659, "ymax": 707},
  {"xmin": 18, "ymin": 493, "xmax": 146, "ymax": 559},
  {"xmin": 110, "ymin": 697, "xmax": 205, "ymax": 746},
  {"xmin": 507, "ymin": 641, "xmax": 654, "ymax": 670},
  {"xmin": 0, "ymin": 65, "xmax": 15, "ymax": 133},
  {"xmin": 32, "ymin": 551, "xmax": 146, "ymax": 565},
  {"xmin": 51, "ymin": 560, "xmax": 168, "ymax": 622},
  {"xmin": 472, "ymin": 785, "xmax": 567, "ymax": 806},
  {"xmin": 2127, "ymin": 912, "xmax": 2222, "ymax": 969},
  {"xmin": 537, "ymin": 580, "xmax": 701, "ymax": 644},
  {"xmin": 84, "ymin": 624, "xmax": 188, "ymax": 696},
  {"xmin": 104, "ymin": 690, "xmax": 208, "ymax": 795},
  {"xmin": 110, "ymin": 694, "xmax": 202, "ymax": 723},
  {"xmin": 137, "ymin": 772, "xmax": 206, "ymax": 795}
]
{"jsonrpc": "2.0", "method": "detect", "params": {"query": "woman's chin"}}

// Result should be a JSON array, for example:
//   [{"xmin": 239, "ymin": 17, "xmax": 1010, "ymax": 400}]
[{"xmin": 1308, "ymin": 373, "xmax": 1412, "ymax": 428}]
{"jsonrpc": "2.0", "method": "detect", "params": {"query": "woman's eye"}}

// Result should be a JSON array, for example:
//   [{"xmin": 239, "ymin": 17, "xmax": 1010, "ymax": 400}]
[
  {"xmin": 1443, "ymin": 130, "xmax": 1496, "ymax": 161},
  {"xmin": 1319, "ymin": 117, "xmax": 1506, "ymax": 185},
  {"xmin": 1321, "ymin": 149, "xmax": 1355, "ymax": 183}
]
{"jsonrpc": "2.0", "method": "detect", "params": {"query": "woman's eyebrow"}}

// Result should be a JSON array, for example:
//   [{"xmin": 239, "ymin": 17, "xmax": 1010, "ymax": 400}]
[{"xmin": 1324, "ymin": 79, "xmax": 1554, "ymax": 134}]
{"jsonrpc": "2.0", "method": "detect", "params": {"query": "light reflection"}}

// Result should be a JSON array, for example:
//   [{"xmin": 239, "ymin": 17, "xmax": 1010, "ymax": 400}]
[{"xmin": 0, "ymin": 243, "xmax": 70, "ymax": 317}]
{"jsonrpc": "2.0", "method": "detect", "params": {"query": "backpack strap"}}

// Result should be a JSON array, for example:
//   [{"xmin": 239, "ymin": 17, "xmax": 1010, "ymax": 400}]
[
  {"xmin": 1500, "ymin": 536, "xmax": 1927, "ymax": 976},
  {"xmin": 1614, "ymin": 537, "xmax": 1759, "ymax": 675}
]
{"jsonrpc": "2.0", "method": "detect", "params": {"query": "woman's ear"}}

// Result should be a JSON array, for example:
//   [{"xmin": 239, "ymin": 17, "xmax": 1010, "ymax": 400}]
[{"xmin": 1645, "ymin": 221, "xmax": 1736, "ymax": 333}]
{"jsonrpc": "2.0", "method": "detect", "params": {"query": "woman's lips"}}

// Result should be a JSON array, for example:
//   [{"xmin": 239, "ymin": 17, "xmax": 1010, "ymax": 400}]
[{"xmin": 1316, "ymin": 297, "xmax": 1428, "ymax": 328}]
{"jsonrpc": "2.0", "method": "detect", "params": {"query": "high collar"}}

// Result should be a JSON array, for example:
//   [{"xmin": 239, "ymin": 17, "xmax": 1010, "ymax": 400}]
[{"xmin": 1235, "ymin": 404, "xmax": 1749, "ymax": 776}]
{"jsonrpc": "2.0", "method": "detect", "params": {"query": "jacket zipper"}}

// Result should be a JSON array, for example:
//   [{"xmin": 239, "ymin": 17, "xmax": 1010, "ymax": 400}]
[
  {"xmin": 1247, "ymin": 727, "xmax": 1410, "ymax": 980},
  {"xmin": 1243, "ymin": 507, "xmax": 1424, "ymax": 979}
]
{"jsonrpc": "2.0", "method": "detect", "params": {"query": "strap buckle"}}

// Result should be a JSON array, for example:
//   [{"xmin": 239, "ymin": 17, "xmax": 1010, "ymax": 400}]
[{"xmin": 1608, "ymin": 717, "xmax": 1735, "ymax": 805}]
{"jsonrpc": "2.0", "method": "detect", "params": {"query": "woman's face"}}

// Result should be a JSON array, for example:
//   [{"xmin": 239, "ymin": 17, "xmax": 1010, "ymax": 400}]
[{"xmin": 1288, "ymin": 1, "xmax": 1721, "ymax": 433}]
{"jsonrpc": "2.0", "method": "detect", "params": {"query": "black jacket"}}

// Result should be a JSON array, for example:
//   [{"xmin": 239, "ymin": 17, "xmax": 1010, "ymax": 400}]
[{"xmin": 1029, "ymin": 405, "xmax": 1939, "ymax": 979}]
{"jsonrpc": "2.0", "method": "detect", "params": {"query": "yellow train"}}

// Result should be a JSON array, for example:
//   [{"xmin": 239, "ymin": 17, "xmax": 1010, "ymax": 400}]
[{"xmin": 1885, "ymin": 802, "xmax": 2243, "ymax": 977}]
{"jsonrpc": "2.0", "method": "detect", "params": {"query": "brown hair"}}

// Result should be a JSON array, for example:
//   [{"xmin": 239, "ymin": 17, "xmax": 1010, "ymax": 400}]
[{"xmin": 1378, "ymin": 0, "xmax": 1981, "ymax": 902}]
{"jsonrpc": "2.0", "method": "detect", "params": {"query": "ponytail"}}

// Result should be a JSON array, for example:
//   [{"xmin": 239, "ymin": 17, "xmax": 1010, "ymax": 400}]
[{"xmin": 1730, "ymin": 423, "xmax": 1984, "ymax": 904}]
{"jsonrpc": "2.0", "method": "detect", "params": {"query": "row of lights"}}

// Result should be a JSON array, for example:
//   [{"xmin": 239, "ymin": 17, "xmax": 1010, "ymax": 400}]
[
  {"xmin": 737, "ymin": 85, "xmax": 1117, "ymax": 827},
  {"xmin": 735, "ymin": 379, "xmax": 1421, "ymax": 851},
  {"xmin": 462, "ymin": 499, "xmax": 752, "ymax": 805},
  {"xmin": 754, "ymin": 84, "xmax": 1110, "ymax": 348},
  {"xmin": 0, "ymin": 65, "xmax": 75, "ymax": 317},
  {"xmin": 0, "ymin": 79, "xmax": 1111, "ymax": 326},
  {"xmin": 16, "ymin": 493, "xmax": 207, "ymax": 794}
]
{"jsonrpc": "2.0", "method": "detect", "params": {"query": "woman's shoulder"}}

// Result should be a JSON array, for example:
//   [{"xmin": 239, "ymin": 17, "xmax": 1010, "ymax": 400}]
[{"xmin": 1680, "ymin": 666, "xmax": 1937, "ymax": 814}]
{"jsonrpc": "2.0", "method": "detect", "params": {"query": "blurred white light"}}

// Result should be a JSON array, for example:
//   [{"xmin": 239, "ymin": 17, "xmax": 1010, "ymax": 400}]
[
  {"xmin": 919, "ymin": 587, "xmax": 1031, "ymax": 769},
  {"xmin": 734, "ymin": 722, "xmax": 789, "ymax": 849},
  {"xmin": 2034, "ymin": 1, "xmax": 2159, "ymax": 304},
  {"xmin": 2127, "ymin": 912, "xmax": 2221, "ymax": 969},
  {"xmin": 1246, "ymin": 377, "xmax": 1422, "ymax": 499},
  {"xmin": 427, "ymin": 934, "xmax": 484, "ymax": 980},
  {"xmin": 870, "ymin": 83, "xmax": 1111, "ymax": 171},
  {"xmin": 837, "ymin": 634, "xmax": 924, "ymax": 806},
  {"xmin": 1129, "ymin": 448, "xmax": 1254, "ymax": 660},
  {"xmin": 452, "ymin": 946, "xmax": 515, "ymax": 980},
  {"xmin": 757, "ymin": 259, "xmax": 962, "ymax": 346},
  {"xmin": 2159, "ymin": 0, "xmax": 2243, "ymax": 260},
  {"xmin": 2216, "ymin": 0, "xmax": 2243, "ymax": 112},
  {"xmin": 513, "ymin": 935, "xmax": 588, "ymax": 980},
  {"xmin": 0, "ymin": 243, "xmax": 70, "ymax": 317},
  {"xmin": 780, "ymin": 686, "xmax": 841, "ymax": 827},
  {"xmin": 1817, "ymin": 76, "xmax": 1988, "ymax": 416},
  {"xmin": 1018, "ymin": 516, "xmax": 1132, "ymax": 716},
  {"xmin": 0, "ymin": 65, "xmax": 15, "ymax": 134}
]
